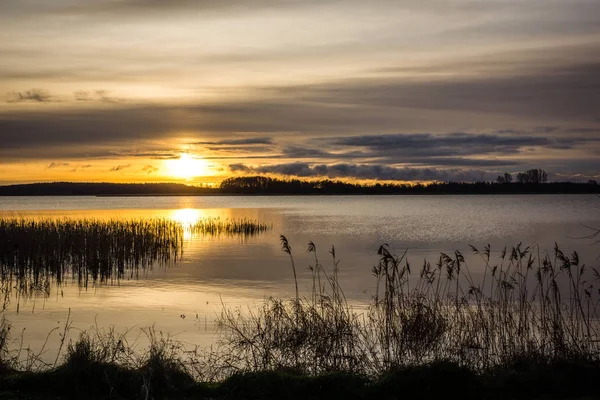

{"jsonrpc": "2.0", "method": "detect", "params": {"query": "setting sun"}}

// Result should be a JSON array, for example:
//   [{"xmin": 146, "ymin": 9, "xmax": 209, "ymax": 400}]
[{"xmin": 165, "ymin": 153, "xmax": 209, "ymax": 179}]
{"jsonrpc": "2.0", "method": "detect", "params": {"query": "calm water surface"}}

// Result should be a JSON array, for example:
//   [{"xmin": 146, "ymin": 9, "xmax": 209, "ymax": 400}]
[{"xmin": 1, "ymin": 195, "xmax": 599, "ymax": 354}]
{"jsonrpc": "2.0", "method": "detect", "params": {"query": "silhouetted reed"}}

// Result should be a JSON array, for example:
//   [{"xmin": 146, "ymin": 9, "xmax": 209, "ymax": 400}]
[
  {"xmin": 0, "ymin": 218, "xmax": 184, "ymax": 295},
  {"xmin": 0, "ymin": 216, "xmax": 272, "ymax": 297},
  {"xmin": 217, "ymin": 239, "xmax": 600, "ymax": 376},
  {"xmin": 1, "ymin": 237, "xmax": 600, "ymax": 399},
  {"xmin": 189, "ymin": 218, "xmax": 272, "ymax": 237},
  {"xmin": 1, "ymin": 234, "xmax": 599, "ymax": 388}
]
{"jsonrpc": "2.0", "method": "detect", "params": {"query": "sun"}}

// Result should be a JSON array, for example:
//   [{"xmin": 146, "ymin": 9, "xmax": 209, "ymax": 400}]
[{"xmin": 166, "ymin": 153, "xmax": 209, "ymax": 179}]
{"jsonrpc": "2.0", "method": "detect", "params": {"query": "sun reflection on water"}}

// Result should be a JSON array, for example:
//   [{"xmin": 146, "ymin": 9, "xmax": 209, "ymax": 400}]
[
  {"xmin": 170, "ymin": 208, "xmax": 204, "ymax": 226},
  {"xmin": 170, "ymin": 208, "xmax": 206, "ymax": 240}
]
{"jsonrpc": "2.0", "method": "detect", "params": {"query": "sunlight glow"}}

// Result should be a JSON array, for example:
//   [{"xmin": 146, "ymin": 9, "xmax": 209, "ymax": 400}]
[
  {"xmin": 171, "ymin": 208, "xmax": 204, "ymax": 226},
  {"xmin": 166, "ymin": 153, "xmax": 209, "ymax": 179}
]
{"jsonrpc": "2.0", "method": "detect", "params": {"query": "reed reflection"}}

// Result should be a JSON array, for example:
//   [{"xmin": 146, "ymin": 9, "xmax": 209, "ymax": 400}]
[{"xmin": 0, "ymin": 214, "xmax": 273, "ymax": 301}]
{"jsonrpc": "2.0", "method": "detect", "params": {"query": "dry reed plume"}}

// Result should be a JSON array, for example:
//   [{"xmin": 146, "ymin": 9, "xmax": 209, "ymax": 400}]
[{"xmin": 217, "ymin": 238, "xmax": 600, "ymax": 376}]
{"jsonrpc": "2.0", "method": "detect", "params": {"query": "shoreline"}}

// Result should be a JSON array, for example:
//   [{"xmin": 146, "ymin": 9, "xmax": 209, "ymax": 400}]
[{"xmin": 0, "ymin": 192, "xmax": 596, "ymax": 197}]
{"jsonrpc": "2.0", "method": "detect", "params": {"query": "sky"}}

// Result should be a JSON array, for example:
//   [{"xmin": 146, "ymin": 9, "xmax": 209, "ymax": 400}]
[{"xmin": 1, "ymin": 0, "xmax": 599, "ymax": 185}]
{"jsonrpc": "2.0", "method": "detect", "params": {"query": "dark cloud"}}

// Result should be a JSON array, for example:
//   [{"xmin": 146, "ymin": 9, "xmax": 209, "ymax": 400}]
[
  {"xmin": 565, "ymin": 128, "xmax": 600, "ymax": 134},
  {"xmin": 109, "ymin": 164, "xmax": 131, "ymax": 172},
  {"xmin": 407, "ymin": 158, "xmax": 517, "ymax": 167},
  {"xmin": 228, "ymin": 163, "xmax": 252, "ymax": 173},
  {"xmin": 0, "ymin": 106, "xmax": 177, "ymax": 150},
  {"xmin": 192, "ymin": 137, "xmax": 274, "ymax": 146},
  {"xmin": 46, "ymin": 0, "xmax": 452, "ymax": 18},
  {"xmin": 280, "ymin": 146, "xmax": 336, "ymax": 159},
  {"xmin": 2, "ymin": 59, "xmax": 599, "ymax": 152},
  {"xmin": 45, "ymin": 162, "xmax": 69, "ymax": 169},
  {"xmin": 229, "ymin": 162, "xmax": 499, "ymax": 182},
  {"xmin": 270, "ymin": 62, "xmax": 600, "ymax": 121},
  {"xmin": 7, "ymin": 89, "xmax": 53, "ymax": 103},
  {"xmin": 54, "ymin": 0, "xmax": 302, "ymax": 16},
  {"xmin": 333, "ymin": 132, "xmax": 547, "ymax": 151},
  {"xmin": 110, "ymin": 150, "xmax": 181, "ymax": 160},
  {"xmin": 70, "ymin": 164, "xmax": 93, "ymax": 172},
  {"xmin": 142, "ymin": 165, "xmax": 159, "ymax": 174},
  {"xmin": 279, "ymin": 144, "xmax": 520, "ymax": 167},
  {"xmin": 329, "ymin": 132, "xmax": 600, "ymax": 159}
]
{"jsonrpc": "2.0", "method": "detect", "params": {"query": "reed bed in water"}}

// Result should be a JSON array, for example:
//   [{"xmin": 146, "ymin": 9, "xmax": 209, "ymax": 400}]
[
  {"xmin": 189, "ymin": 218, "xmax": 272, "ymax": 237},
  {"xmin": 0, "ymin": 218, "xmax": 184, "ymax": 295},
  {"xmin": 0, "ymin": 216, "xmax": 272, "ymax": 296},
  {"xmin": 217, "ymin": 238, "xmax": 600, "ymax": 376}
]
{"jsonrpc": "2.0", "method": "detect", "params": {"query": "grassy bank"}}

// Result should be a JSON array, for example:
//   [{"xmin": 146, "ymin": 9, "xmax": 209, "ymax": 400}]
[
  {"xmin": 2, "ymin": 355, "xmax": 599, "ymax": 399},
  {"xmin": 1, "ymin": 234, "xmax": 599, "ymax": 398}
]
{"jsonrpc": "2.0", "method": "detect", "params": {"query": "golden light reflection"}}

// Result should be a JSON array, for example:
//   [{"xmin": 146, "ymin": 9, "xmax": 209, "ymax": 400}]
[
  {"xmin": 165, "ymin": 153, "xmax": 209, "ymax": 180},
  {"xmin": 170, "ymin": 208, "xmax": 204, "ymax": 226}
]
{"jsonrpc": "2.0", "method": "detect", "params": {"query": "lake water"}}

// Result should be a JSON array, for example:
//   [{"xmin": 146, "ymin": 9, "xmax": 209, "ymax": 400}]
[{"xmin": 1, "ymin": 195, "xmax": 599, "ymax": 356}]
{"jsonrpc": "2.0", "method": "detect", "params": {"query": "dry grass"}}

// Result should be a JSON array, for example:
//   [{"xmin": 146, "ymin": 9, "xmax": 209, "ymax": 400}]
[
  {"xmin": 0, "ymin": 236, "xmax": 599, "ymax": 398},
  {"xmin": 1, "ymin": 220, "xmax": 599, "ymax": 398},
  {"xmin": 216, "ymin": 238, "xmax": 600, "ymax": 376}
]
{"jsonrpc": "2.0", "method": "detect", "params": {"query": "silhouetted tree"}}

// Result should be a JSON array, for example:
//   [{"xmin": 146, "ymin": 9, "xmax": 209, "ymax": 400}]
[
  {"xmin": 496, "ymin": 173, "xmax": 513, "ymax": 184},
  {"xmin": 517, "ymin": 169, "xmax": 547, "ymax": 184}
]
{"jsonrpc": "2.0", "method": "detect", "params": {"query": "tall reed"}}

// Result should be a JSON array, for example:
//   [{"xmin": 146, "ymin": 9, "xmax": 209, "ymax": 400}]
[
  {"xmin": 0, "ymin": 216, "xmax": 272, "ymax": 299},
  {"xmin": 217, "ymin": 240, "xmax": 600, "ymax": 376}
]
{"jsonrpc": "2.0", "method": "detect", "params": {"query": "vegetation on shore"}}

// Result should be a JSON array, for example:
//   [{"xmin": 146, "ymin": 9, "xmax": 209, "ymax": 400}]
[
  {"xmin": 1, "ymin": 233, "xmax": 599, "ymax": 399},
  {"xmin": 0, "ymin": 173, "xmax": 599, "ymax": 196},
  {"xmin": 1, "ymin": 356, "xmax": 599, "ymax": 399}
]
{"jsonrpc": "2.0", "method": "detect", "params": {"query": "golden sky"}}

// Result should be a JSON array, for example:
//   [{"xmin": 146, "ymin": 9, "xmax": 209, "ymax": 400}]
[{"xmin": 1, "ymin": 0, "xmax": 599, "ymax": 184}]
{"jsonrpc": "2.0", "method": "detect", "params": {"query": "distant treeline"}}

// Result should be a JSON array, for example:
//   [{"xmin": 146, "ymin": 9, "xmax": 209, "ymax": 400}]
[
  {"xmin": 0, "ymin": 176, "xmax": 599, "ymax": 196},
  {"xmin": 0, "ymin": 182, "xmax": 211, "ymax": 196},
  {"xmin": 219, "ymin": 176, "xmax": 600, "ymax": 194}
]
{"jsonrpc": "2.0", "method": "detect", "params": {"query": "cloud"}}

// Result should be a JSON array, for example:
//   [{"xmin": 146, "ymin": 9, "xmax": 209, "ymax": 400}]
[
  {"xmin": 1, "ymin": 59, "xmax": 599, "ymax": 155},
  {"xmin": 278, "ymin": 144, "xmax": 522, "ymax": 167},
  {"xmin": 333, "ymin": 132, "xmax": 548, "ymax": 151},
  {"xmin": 74, "ymin": 90, "xmax": 124, "ymax": 103},
  {"xmin": 228, "ymin": 163, "xmax": 251, "ymax": 173},
  {"xmin": 328, "ymin": 132, "xmax": 600, "ymax": 160},
  {"xmin": 408, "ymin": 158, "xmax": 517, "ymax": 167},
  {"xmin": 7, "ymin": 89, "xmax": 53, "ymax": 103},
  {"xmin": 270, "ymin": 62, "xmax": 600, "ymax": 121},
  {"xmin": 110, "ymin": 150, "xmax": 181, "ymax": 160},
  {"xmin": 109, "ymin": 164, "xmax": 131, "ymax": 171},
  {"xmin": 142, "ymin": 164, "xmax": 159, "ymax": 174},
  {"xmin": 45, "ymin": 162, "xmax": 70, "ymax": 169},
  {"xmin": 229, "ymin": 162, "xmax": 499, "ymax": 182},
  {"xmin": 0, "ymin": 58, "xmax": 599, "ymax": 180},
  {"xmin": 69, "ymin": 164, "xmax": 93, "ymax": 172},
  {"xmin": 191, "ymin": 137, "xmax": 274, "ymax": 146},
  {"xmin": 281, "ymin": 146, "xmax": 337, "ymax": 159}
]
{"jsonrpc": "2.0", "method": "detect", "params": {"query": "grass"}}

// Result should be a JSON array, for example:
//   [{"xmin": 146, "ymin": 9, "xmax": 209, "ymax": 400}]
[
  {"xmin": 1, "ymin": 355, "xmax": 599, "ymax": 399},
  {"xmin": 216, "ymin": 239, "xmax": 600, "ymax": 376},
  {"xmin": 0, "ymin": 216, "xmax": 272, "ymax": 301},
  {"xmin": 1, "ymin": 230, "xmax": 599, "ymax": 398},
  {"xmin": 189, "ymin": 218, "xmax": 272, "ymax": 237}
]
